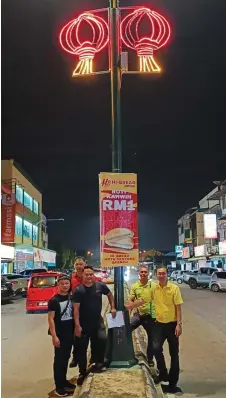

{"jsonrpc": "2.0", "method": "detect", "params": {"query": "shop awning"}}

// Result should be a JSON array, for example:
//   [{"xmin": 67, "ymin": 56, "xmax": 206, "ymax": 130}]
[
  {"xmin": 188, "ymin": 256, "xmax": 206, "ymax": 261},
  {"xmin": 208, "ymin": 255, "xmax": 226, "ymax": 260}
]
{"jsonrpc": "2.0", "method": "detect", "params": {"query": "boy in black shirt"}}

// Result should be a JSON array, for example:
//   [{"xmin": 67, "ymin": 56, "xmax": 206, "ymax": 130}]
[
  {"xmin": 48, "ymin": 275, "xmax": 75, "ymax": 397},
  {"xmin": 72, "ymin": 266, "xmax": 116, "ymax": 385}
]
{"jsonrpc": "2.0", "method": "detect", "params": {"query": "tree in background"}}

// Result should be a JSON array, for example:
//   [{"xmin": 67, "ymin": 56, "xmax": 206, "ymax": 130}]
[
  {"xmin": 54, "ymin": 243, "xmax": 76, "ymax": 269},
  {"xmin": 144, "ymin": 249, "xmax": 163, "ymax": 265}
]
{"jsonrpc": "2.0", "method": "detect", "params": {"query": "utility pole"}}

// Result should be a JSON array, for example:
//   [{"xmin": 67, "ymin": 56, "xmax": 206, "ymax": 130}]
[{"xmin": 108, "ymin": 0, "xmax": 137, "ymax": 367}]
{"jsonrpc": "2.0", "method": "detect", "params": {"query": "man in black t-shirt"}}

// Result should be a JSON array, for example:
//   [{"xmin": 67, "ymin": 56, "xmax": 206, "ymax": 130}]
[
  {"xmin": 48, "ymin": 275, "xmax": 76, "ymax": 397},
  {"xmin": 72, "ymin": 265, "xmax": 116, "ymax": 385}
]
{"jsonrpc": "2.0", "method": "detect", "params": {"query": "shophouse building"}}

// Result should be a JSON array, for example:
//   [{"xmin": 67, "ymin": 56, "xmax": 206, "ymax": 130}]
[{"xmin": 1, "ymin": 159, "xmax": 55, "ymax": 273}]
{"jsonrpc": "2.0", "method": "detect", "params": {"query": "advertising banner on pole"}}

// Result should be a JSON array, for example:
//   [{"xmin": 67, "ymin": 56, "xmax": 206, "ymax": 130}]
[
  {"xmin": 99, "ymin": 172, "xmax": 139, "ymax": 267},
  {"xmin": 1, "ymin": 193, "xmax": 16, "ymax": 243}
]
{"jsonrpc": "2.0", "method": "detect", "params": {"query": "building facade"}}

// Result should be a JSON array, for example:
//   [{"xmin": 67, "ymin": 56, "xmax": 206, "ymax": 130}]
[
  {"xmin": 177, "ymin": 181, "xmax": 226, "ymax": 270},
  {"xmin": 1, "ymin": 159, "xmax": 55, "ymax": 272}
]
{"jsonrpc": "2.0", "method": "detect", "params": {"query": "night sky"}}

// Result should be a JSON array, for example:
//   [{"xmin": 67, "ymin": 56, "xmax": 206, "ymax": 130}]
[{"xmin": 2, "ymin": 0, "xmax": 226, "ymax": 252}]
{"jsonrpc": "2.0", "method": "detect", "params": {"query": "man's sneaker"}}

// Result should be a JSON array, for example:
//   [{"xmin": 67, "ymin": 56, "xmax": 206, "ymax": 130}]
[
  {"xmin": 92, "ymin": 363, "xmax": 106, "ymax": 373},
  {"xmin": 55, "ymin": 389, "xmax": 69, "ymax": 397},
  {"xmin": 77, "ymin": 373, "xmax": 87, "ymax": 386},
  {"xmin": 69, "ymin": 359, "xmax": 77, "ymax": 368},
  {"xmin": 154, "ymin": 373, "xmax": 168, "ymax": 385},
  {"xmin": 64, "ymin": 381, "xmax": 76, "ymax": 390},
  {"xmin": 167, "ymin": 384, "xmax": 183, "ymax": 394}
]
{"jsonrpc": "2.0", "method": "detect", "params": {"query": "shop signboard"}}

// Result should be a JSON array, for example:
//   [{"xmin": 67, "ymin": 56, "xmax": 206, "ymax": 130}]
[
  {"xmin": 0, "ymin": 244, "xmax": 15, "ymax": 260},
  {"xmin": 219, "ymin": 241, "xmax": 226, "ymax": 255},
  {"xmin": 1, "ymin": 193, "xmax": 16, "ymax": 243},
  {"xmin": 182, "ymin": 247, "xmax": 190, "ymax": 259},
  {"xmin": 204, "ymin": 214, "xmax": 217, "ymax": 239},
  {"xmin": 175, "ymin": 245, "xmax": 183, "ymax": 258},
  {"xmin": 186, "ymin": 262, "xmax": 192, "ymax": 271},
  {"xmin": 99, "ymin": 172, "xmax": 138, "ymax": 267},
  {"xmin": 194, "ymin": 245, "xmax": 206, "ymax": 257},
  {"xmin": 34, "ymin": 248, "xmax": 56, "ymax": 264}
]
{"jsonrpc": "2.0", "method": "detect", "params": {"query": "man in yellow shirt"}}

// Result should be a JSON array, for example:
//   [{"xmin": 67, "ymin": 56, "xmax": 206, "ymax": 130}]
[
  {"xmin": 129, "ymin": 266, "xmax": 156, "ymax": 367},
  {"xmin": 126, "ymin": 266, "xmax": 183, "ymax": 394}
]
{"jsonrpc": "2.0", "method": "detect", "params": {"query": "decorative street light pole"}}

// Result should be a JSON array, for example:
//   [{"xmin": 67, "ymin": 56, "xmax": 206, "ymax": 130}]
[
  {"xmin": 59, "ymin": 1, "xmax": 171, "ymax": 368},
  {"xmin": 108, "ymin": 0, "xmax": 137, "ymax": 367},
  {"xmin": 109, "ymin": 0, "xmax": 124, "ymax": 314}
]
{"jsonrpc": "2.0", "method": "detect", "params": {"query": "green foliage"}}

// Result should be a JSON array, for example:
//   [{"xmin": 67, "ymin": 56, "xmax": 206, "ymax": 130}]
[
  {"xmin": 144, "ymin": 248, "xmax": 163, "ymax": 261},
  {"xmin": 54, "ymin": 243, "xmax": 76, "ymax": 269}
]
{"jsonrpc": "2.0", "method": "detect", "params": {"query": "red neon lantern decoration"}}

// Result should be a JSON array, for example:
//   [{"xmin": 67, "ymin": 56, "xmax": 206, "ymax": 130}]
[
  {"xmin": 120, "ymin": 7, "xmax": 171, "ymax": 73},
  {"xmin": 59, "ymin": 12, "xmax": 109, "ymax": 76}
]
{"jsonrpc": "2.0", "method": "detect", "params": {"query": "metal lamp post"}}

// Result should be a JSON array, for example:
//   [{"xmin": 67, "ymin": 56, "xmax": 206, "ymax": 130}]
[
  {"xmin": 35, "ymin": 218, "xmax": 64, "ymax": 247},
  {"xmin": 35, "ymin": 218, "xmax": 64, "ymax": 227},
  {"xmin": 108, "ymin": 0, "xmax": 137, "ymax": 367}
]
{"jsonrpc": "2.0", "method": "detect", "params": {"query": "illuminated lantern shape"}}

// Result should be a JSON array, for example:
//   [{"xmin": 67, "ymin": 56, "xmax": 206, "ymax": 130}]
[
  {"xmin": 59, "ymin": 13, "xmax": 109, "ymax": 76},
  {"xmin": 120, "ymin": 8, "xmax": 171, "ymax": 73}
]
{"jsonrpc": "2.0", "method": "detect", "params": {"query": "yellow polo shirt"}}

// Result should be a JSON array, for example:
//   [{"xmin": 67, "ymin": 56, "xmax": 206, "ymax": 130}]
[
  {"xmin": 130, "ymin": 280, "xmax": 156, "ymax": 318},
  {"xmin": 151, "ymin": 281, "xmax": 183, "ymax": 323}
]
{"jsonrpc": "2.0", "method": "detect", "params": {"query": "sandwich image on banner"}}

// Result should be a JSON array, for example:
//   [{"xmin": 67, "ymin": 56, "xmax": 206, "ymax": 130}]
[{"xmin": 105, "ymin": 228, "xmax": 134, "ymax": 250}]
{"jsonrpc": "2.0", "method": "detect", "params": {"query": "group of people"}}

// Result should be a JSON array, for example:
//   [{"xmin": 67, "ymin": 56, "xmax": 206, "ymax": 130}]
[
  {"xmin": 48, "ymin": 259, "xmax": 183, "ymax": 397},
  {"xmin": 48, "ymin": 258, "xmax": 116, "ymax": 397}
]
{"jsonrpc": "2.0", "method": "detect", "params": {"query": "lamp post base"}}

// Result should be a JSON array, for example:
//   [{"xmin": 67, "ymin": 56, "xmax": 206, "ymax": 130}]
[
  {"xmin": 106, "ymin": 310, "xmax": 138, "ymax": 369},
  {"xmin": 109, "ymin": 359, "xmax": 138, "ymax": 368}
]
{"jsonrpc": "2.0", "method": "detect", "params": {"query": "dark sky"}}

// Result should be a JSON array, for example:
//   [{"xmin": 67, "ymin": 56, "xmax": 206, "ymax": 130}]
[{"xmin": 2, "ymin": 0, "xmax": 226, "ymax": 252}]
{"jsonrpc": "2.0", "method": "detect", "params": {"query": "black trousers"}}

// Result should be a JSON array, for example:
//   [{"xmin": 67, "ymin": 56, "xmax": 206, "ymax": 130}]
[
  {"xmin": 53, "ymin": 334, "xmax": 73, "ymax": 390},
  {"xmin": 131, "ymin": 313, "xmax": 155, "ymax": 361},
  {"xmin": 152, "ymin": 321, "xmax": 179, "ymax": 386},
  {"xmin": 72, "ymin": 339, "xmax": 95, "ymax": 363},
  {"xmin": 75, "ymin": 320, "xmax": 107, "ymax": 374}
]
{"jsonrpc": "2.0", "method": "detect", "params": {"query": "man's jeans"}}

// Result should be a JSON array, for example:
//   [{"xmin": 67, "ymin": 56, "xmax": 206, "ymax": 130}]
[
  {"xmin": 75, "ymin": 320, "xmax": 107, "ymax": 374},
  {"xmin": 131, "ymin": 312, "xmax": 155, "ymax": 361},
  {"xmin": 54, "ymin": 334, "xmax": 73, "ymax": 389}
]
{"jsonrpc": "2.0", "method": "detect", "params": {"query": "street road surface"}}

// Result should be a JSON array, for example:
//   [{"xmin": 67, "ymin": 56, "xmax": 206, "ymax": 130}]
[{"xmin": 2, "ymin": 272, "xmax": 226, "ymax": 398}]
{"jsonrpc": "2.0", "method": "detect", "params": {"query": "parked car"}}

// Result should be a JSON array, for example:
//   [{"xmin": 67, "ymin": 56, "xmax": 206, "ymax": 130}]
[
  {"xmin": 20, "ymin": 268, "xmax": 47, "ymax": 280},
  {"xmin": 169, "ymin": 271, "xmax": 180, "ymax": 281},
  {"xmin": 2, "ymin": 274, "xmax": 28, "ymax": 296},
  {"xmin": 1, "ymin": 277, "xmax": 15, "ymax": 301},
  {"xmin": 26, "ymin": 272, "xmax": 64, "ymax": 314},
  {"xmin": 209, "ymin": 271, "xmax": 226, "ymax": 292},
  {"xmin": 183, "ymin": 270, "xmax": 199, "ymax": 284},
  {"xmin": 187, "ymin": 267, "xmax": 218, "ymax": 289},
  {"xmin": 175, "ymin": 271, "xmax": 185, "ymax": 284},
  {"xmin": 93, "ymin": 268, "xmax": 114, "ymax": 284}
]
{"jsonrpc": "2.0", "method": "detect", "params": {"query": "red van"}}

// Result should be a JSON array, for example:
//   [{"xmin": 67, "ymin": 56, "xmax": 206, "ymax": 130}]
[{"xmin": 26, "ymin": 272, "xmax": 63, "ymax": 314}]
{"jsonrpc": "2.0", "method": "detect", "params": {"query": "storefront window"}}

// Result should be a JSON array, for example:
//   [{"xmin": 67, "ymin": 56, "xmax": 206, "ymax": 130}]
[
  {"xmin": 24, "ymin": 192, "xmax": 32, "ymax": 211},
  {"xmin": 16, "ymin": 185, "xmax": 23, "ymax": 204},
  {"xmin": 23, "ymin": 220, "xmax": 32, "ymax": 239},
  {"xmin": 33, "ymin": 225, "xmax": 38, "ymax": 242},
  {"xmin": 33, "ymin": 200, "xmax": 39, "ymax": 215},
  {"xmin": 15, "ymin": 215, "xmax": 23, "ymax": 236}
]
